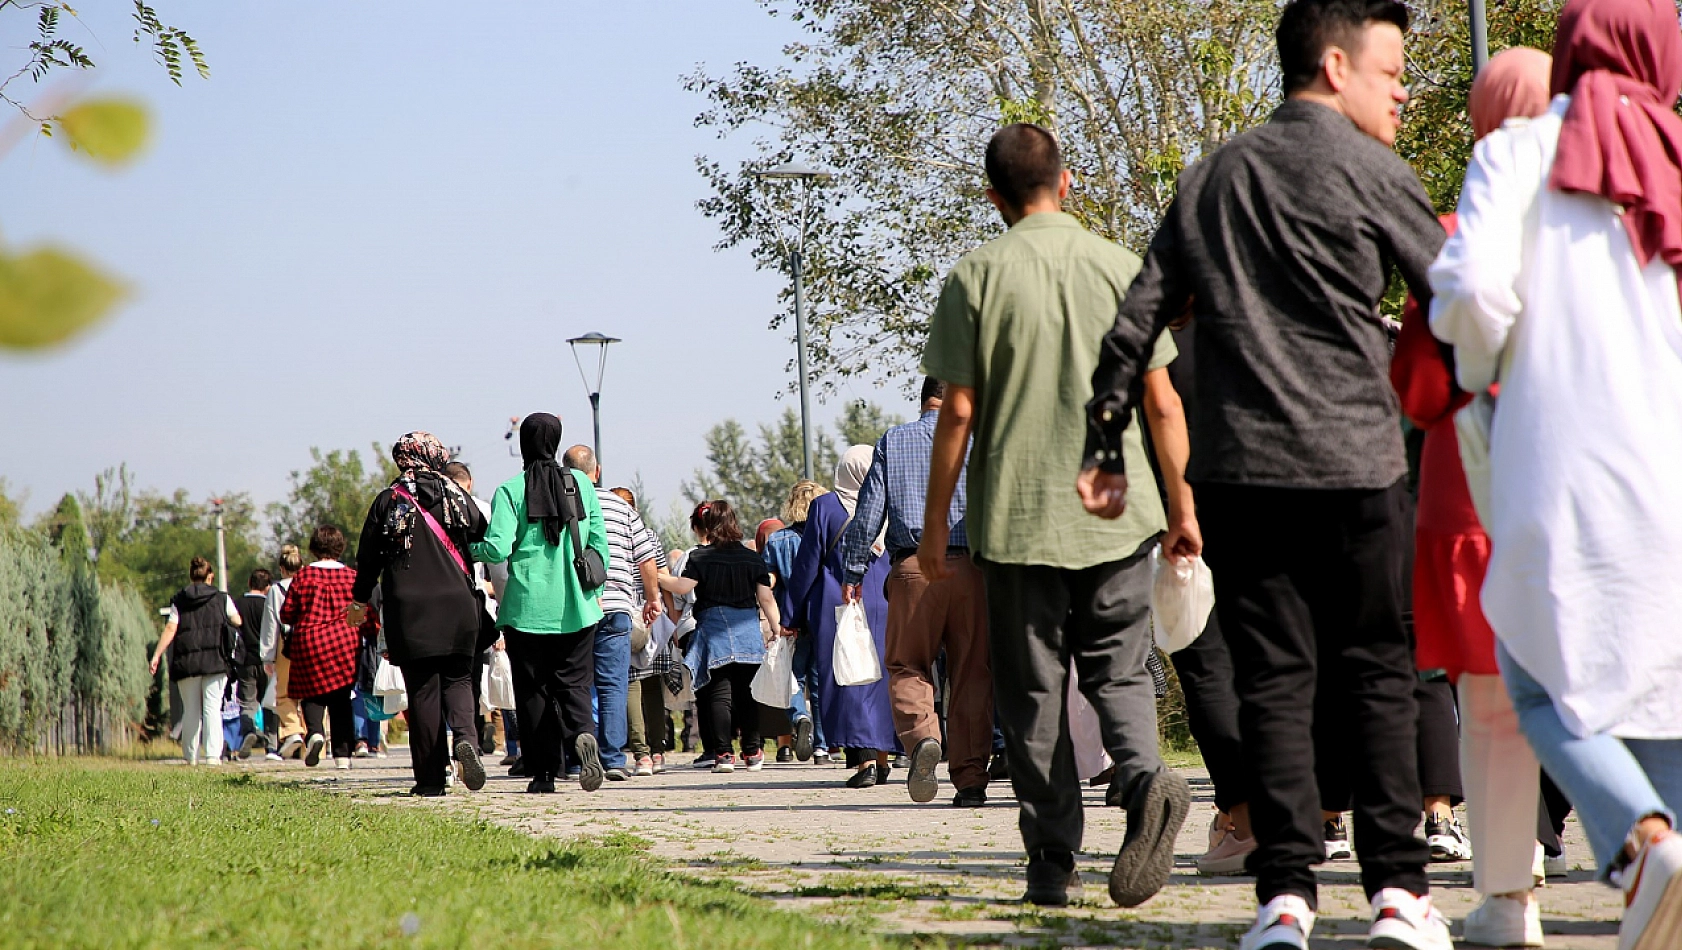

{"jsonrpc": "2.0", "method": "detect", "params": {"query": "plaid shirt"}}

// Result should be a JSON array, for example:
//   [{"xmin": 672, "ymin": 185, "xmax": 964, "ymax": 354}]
[
  {"xmin": 841, "ymin": 410, "xmax": 969, "ymax": 585},
  {"xmin": 278, "ymin": 563, "xmax": 362, "ymax": 699}
]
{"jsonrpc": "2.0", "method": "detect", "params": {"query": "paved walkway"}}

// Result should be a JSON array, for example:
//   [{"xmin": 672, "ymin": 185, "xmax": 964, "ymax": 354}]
[{"xmin": 266, "ymin": 749, "xmax": 1622, "ymax": 948}]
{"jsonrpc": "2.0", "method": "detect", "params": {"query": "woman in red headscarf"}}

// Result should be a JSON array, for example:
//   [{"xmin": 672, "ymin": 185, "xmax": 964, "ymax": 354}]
[
  {"xmin": 1393, "ymin": 46, "xmax": 1554, "ymax": 948},
  {"xmin": 1428, "ymin": 2, "xmax": 1682, "ymax": 943}
]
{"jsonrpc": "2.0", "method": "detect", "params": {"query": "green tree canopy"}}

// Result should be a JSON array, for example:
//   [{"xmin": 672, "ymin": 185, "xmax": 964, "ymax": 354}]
[{"xmin": 266, "ymin": 446, "xmax": 397, "ymax": 566}]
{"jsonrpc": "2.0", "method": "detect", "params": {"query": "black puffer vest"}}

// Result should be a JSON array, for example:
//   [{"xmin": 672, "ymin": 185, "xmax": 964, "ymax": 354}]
[{"xmin": 169, "ymin": 584, "xmax": 232, "ymax": 680}]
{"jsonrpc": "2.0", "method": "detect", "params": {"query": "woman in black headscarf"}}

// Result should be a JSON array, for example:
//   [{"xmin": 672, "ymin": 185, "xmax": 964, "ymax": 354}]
[
  {"xmin": 470, "ymin": 413, "xmax": 611, "ymax": 794},
  {"xmin": 350, "ymin": 431, "xmax": 488, "ymax": 796}
]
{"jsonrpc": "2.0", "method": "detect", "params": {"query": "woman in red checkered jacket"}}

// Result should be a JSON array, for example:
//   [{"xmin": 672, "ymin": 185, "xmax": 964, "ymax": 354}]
[{"xmin": 279, "ymin": 525, "xmax": 365, "ymax": 769}]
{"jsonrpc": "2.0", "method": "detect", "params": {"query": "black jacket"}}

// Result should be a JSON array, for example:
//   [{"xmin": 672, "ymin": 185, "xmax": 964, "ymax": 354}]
[
  {"xmin": 352, "ymin": 481, "xmax": 488, "ymax": 665},
  {"xmin": 169, "ymin": 584, "xmax": 234, "ymax": 680}
]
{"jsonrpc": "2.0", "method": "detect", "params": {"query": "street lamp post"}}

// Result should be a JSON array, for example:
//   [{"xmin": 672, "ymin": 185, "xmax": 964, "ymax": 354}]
[
  {"xmin": 1470, "ymin": 0, "xmax": 1489, "ymax": 74},
  {"xmin": 209, "ymin": 498, "xmax": 227, "ymax": 593},
  {"xmin": 750, "ymin": 161, "xmax": 832, "ymax": 482},
  {"xmin": 567, "ymin": 332, "xmax": 621, "ymax": 470}
]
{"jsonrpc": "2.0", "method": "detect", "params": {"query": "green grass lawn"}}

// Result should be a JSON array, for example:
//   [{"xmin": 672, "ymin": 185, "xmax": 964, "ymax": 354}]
[{"xmin": 0, "ymin": 758, "xmax": 891, "ymax": 949}]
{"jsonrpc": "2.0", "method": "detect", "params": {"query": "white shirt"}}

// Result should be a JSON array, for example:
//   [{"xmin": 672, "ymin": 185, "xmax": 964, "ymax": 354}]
[
  {"xmin": 1429, "ymin": 96, "xmax": 1682, "ymax": 739},
  {"xmin": 259, "ymin": 576, "xmax": 291, "ymax": 664}
]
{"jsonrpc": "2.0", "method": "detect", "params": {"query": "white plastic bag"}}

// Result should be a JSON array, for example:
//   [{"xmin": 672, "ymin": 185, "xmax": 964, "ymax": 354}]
[
  {"xmin": 750, "ymin": 634, "xmax": 801, "ymax": 708},
  {"xmin": 1066, "ymin": 659, "xmax": 1113, "ymax": 782},
  {"xmin": 832, "ymin": 601, "xmax": 881, "ymax": 687},
  {"xmin": 483, "ymin": 648, "xmax": 517, "ymax": 711},
  {"xmin": 1149, "ymin": 545, "xmax": 1215, "ymax": 653},
  {"xmin": 373, "ymin": 657, "xmax": 408, "ymax": 714}
]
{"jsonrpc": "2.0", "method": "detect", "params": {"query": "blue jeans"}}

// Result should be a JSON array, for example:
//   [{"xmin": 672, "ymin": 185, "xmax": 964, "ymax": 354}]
[
  {"xmin": 791, "ymin": 628, "xmax": 826, "ymax": 751},
  {"xmin": 1500, "ymin": 644, "xmax": 1682, "ymax": 878},
  {"xmin": 592, "ymin": 611, "xmax": 632, "ymax": 770}
]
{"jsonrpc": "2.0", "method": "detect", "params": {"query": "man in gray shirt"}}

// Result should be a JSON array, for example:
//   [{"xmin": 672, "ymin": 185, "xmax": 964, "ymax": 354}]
[{"xmin": 1080, "ymin": 2, "xmax": 1449, "ymax": 949}]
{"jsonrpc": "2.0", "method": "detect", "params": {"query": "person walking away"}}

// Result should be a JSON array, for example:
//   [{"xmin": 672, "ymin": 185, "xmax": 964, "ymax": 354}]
[
  {"xmin": 348, "ymin": 433, "xmax": 490, "ymax": 796},
  {"xmin": 659, "ymin": 501, "xmax": 781, "ymax": 773},
  {"xmin": 563, "ymin": 446, "xmax": 665, "ymax": 782},
  {"xmin": 149, "ymin": 557, "xmax": 242, "ymax": 765},
  {"xmin": 231, "ymin": 570, "xmax": 272, "ymax": 759},
  {"xmin": 1082, "ymin": 1, "xmax": 1448, "ymax": 943},
  {"xmin": 261, "ymin": 545, "xmax": 304, "ymax": 759},
  {"xmin": 1429, "ymin": 3, "xmax": 1682, "ymax": 945},
  {"xmin": 840, "ymin": 377, "xmax": 992, "ymax": 808},
  {"xmin": 753, "ymin": 517, "xmax": 800, "ymax": 763},
  {"xmin": 470, "ymin": 412, "xmax": 610, "ymax": 794},
  {"xmin": 918, "ymin": 123, "xmax": 1191, "ymax": 908},
  {"xmin": 279, "ymin": 526, "xmax": 365, "ymax": 771},
  {"xmin": 615, "ymin": 487, "xmax": 667, "ymax": 775},
  {"xmin": 446, "ymin": 461, "xmax": 516, "ymax": 767},
  {"xmin": 787, "ymin": 451, "xmax": 900, "ymax": 788},
  {"xmin": 763, "ymin": 480, "xmax": 830, "ymax": 762},
  {"xmin": 1386, "ymin": 46, "xmax": 1556, "ymax": 947}
]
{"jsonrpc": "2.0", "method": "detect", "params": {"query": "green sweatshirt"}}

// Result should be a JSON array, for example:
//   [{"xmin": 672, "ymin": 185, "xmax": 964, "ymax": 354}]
[{"xmin": 470, "ymin": 469, "xmax": 609, "ymax": 635}]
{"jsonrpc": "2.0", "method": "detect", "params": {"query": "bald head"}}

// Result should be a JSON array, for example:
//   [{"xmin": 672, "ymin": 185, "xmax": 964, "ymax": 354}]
[{"xmin": 562, "ymin": 444, "xmax": 600, "ymax": 483}]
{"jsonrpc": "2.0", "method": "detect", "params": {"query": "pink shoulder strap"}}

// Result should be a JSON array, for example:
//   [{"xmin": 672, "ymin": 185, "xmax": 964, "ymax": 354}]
[{"xmin": 393, "ymin": 486, "xmax": 468, "ymax": 576}]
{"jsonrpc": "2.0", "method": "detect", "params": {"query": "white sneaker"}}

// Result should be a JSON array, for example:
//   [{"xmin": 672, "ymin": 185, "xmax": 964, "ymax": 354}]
[
  {"xmin": 277, "ymin": 735, "xmax": 303, "ymax": 759},
  {"xmin": 1369, "ymin": 888, "xmax": 1452, "ymax": 950},
  {"xmin": 1462, "ymin": 892, "xmax": 1543, "ymax": 947},
  {"xmin": 264, "ymin": 752, "xmax": 283, "ymax": 762},
  {"xmin": 1240, "ymin": 894, "xmax": 1315, "ymax": 950},
  {"xmin": 1543, "ymin": 853, "xmax": 1568, "ymax": 879},
  {"xmin": 1426, "ymin": 813, "xmax": 1473, "ymax": 862},
  {"xmin": 334, "ymin": 757, "xmax": 351, "ymax": 771},
  {"xmin": 1618, "ymin": 831, "xmax": 1682, "ymax": 950}
]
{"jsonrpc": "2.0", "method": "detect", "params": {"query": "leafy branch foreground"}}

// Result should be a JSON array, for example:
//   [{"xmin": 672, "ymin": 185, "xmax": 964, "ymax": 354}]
[{"xmin": 0, "ymin": 759, "xmax": 892, "ymax": 950}]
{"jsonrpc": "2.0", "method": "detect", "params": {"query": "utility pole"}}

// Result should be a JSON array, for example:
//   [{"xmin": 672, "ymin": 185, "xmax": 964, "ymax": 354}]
[
  {"xmin": 210, "ymin": 498, "xmax": 228, "ymax": 592},
  {"xmin": 1470, "ymin": 0, "xmax": 1489, "ymax": 74}
]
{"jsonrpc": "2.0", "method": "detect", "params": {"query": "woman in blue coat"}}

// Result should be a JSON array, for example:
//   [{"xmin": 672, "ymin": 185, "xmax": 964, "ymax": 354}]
[{"xmin": 785, "ymin": 446, "xmax": 898, "ymax": 787}]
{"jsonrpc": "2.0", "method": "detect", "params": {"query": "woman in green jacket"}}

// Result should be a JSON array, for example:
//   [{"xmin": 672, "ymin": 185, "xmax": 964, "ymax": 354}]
[{"xmin": 470, "ymin": 412, "xmax": 611, "ymax": 794}]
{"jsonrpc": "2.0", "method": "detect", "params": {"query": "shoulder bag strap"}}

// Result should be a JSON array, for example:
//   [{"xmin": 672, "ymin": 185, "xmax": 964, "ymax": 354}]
[{"xmin": 393, "ymin": 486, "xmax": 469, "ymax": 578}]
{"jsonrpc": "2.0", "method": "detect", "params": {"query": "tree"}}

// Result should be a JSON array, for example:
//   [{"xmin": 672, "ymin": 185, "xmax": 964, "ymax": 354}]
[
  {"xmin": 681, "ymin": 401, "xmax": 904, "ymax": 524},
  {"xmin": 0, "ymin": 478, "xmax": 22, "ymax": 529},
  {"xmin": 691, "ymin": 0, "xmax": 1564, "ymax": 382},
  {"xmin": 266, "ymin": 446, "xmax": 397, "ymax": 566}
]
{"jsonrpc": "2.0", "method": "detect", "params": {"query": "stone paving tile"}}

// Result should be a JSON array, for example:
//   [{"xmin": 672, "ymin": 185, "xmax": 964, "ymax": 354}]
[{"xmin": 263, "ymin": 750, "xmax": 1621, "ymax": 948}]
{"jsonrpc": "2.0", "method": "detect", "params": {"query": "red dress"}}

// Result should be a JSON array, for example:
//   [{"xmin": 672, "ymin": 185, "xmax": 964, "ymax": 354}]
[
  {"xmin": 1390, "ymin": 213, "xmax": 1498, "ymax": 681},
  {"xmin": 278, "ymin": 563, "xmax": 362, "ymax": 699}
]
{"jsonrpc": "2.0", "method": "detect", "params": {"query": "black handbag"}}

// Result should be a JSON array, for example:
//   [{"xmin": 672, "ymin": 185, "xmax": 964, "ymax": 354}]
[{"xmin": 560, "ymin": 470, "xmax": 608, "ymax": 590}]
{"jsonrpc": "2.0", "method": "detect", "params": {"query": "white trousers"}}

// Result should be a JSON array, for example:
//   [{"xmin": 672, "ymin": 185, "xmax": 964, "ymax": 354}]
[
  {"xmin": 177, "ymin": 673, "xmax": 228, "ymax": 765},
  {"xmin": 1459, "ymin": 673, "xmax": 1539, "ymax": 894}
]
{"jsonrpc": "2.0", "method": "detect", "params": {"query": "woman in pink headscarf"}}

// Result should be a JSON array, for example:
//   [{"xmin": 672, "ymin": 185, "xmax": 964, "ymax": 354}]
[
  {"xmin": 1392, "ymin": 46, "xmax": 1554, "ymax": 948},
  {"xmin": 1429, "ymin": 2, "xmax": 1682, "ymax": 944}
]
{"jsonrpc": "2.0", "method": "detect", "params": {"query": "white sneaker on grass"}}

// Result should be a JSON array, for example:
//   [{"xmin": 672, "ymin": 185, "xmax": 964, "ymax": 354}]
[
  {"xmin": 1368, "ymin": 888, "xmax": 1451, "ymax": 950},
  {"xmin": 1240, "ymin": 894, "xmax": 1315, "ymax": 950},
  {"xmin": 1462, "ymin": 892, "xmax": 1542, "ymax": 947}
]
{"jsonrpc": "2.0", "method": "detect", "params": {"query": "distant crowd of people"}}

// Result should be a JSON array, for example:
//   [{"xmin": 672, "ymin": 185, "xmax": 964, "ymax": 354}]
[{"xmin": 152, "ymin": 0, "xmax": 1682, "ymax": 947}]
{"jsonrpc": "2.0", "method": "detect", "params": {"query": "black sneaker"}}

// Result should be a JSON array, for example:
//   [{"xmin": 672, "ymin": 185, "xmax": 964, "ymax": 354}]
[
  {"xmin": 499, "ymin": 753, "xmax": 519, "ymax": 767},
  {"xmin": 507, "ymin": 756, "xmax": 527, "ymax": 778},
  {"xmin": 987, "ymin": 751, "xmax": 1009, "ymax": 781},
  {"xmin": 526, "ymin": 775, "xmax": 557, "ymax": 794},
  {"xmin": 776, "ymin": 746, "xmax": 794, "ymax": 763},
  {"xmin": 1107, "ymin": 767, "xmax": 1191, "ymax": 907},
  {"xmin": 237, "ymin": 732, "xmax": 262, "ymax": 760},
  {"xmin": 453, "ymin": 738, "xmax": 486, "ymax": 791},
  {"xmin": 953, "ymin": 786, "xmax": 987, "ymax": 808},
  {"xmin": 845, "ymin": 766, "xmax": 877, "ymax": 789},
  {"xmin": 875, "ymin": 762, "xmax": 892, "ymax": 786},
  {"xmin": 575, "ymin": 733, "xmax": 605, "ymax": 792},
  {"xmin": 410, "ymin": 784, "xmax": 447, "ymax": 797},
  {"xmin": 907, "ymin": 737, "xmax": 942, "ymax": 804},
  {"xmin": 1426, "ymin": 813, "xmax": 1471, "ymax": 862},
  {"xmin": 1024, "ymin": 850, "xmax": 1080, "ymax": 906},
  {"xmin": 793, "ymin": 717, "xmax": 815, "ymax": 761},
  {"xmin": 1324, "ymin": 816, "xmax": 1353, "ymax": 861},
  {"xmin": 605, "ymin": 767, "xmax": 631, "ymax": 782}
]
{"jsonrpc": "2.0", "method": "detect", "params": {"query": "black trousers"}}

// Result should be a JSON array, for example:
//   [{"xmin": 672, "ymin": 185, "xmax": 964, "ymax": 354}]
[
  {"xmin": 235, "ymin": 663, "xmax": 269, "ymax": 747},
  {"xmin": 300, "ymin": 685, "xmax": 356, "ymax": 760},
  {"xmin": 400, "ymin": 654, "xmax": 478, "ymax": 788},
  {"xmin": 1199, "ymin": 481, "xmax": 1428, "ymax": 908},
  {"xmin": 1318, "ymin": 678, "xmax": 1464, "ymax": 810},
  {"xmin": 699, "ymin": 663, "xmax": 761, "ymax": 759},
  {"xmin": 1168, "ymin": 610, "xmax": 1246, "ymax": 813},
  {"xmin": 503, "ymin": 628, "xmax": 595, "ymax": 781},
  {"xmin": 1538, "ymin": 770, "xmax": 1575, "ymax": 857}
]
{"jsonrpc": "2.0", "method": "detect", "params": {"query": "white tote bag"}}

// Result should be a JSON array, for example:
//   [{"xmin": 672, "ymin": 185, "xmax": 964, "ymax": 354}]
[
  {"xmin": 1149, "ymin": 545, "xmax": 1215, "ymax": 653},
  {"xmin": 750, "ymin": 635, "xmax": 801, "ymax": 708},
  {"xmin": 831, "ymin": 601, "xmax": 881, "ymax": 687},
  {"xmin": 483, "ymin": 649, "xmax": 517, "ymax": 711},
  {"xmin": 372, "ymin": 656, "xmax": 409, "ymax": 714}
]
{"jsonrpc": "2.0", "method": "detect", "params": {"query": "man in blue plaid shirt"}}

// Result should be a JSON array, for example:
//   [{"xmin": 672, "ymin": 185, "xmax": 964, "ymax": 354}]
[{"xmin": 841, "ymin": 377, "xmax": 993, "ymax": 808}]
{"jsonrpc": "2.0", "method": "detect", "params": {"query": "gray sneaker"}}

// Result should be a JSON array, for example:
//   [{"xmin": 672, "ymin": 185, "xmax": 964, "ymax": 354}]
[{"xmin": 1107, "ymin": 767, "xmax": 1191, "ymax": 907}]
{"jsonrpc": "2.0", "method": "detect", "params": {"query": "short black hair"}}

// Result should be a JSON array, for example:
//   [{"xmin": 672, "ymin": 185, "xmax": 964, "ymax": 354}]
[
  {"xmin": 1276, "ymin": 0, "xmax": 1409, "ymax": 96},
  {"xmin": 249, "ymin": 568, "xmax": 273, "ymax": 590},
  {"xmin": 919, "ymin": 376, "xmax": 946, "ymax": 405},
  {"xmin": 984, "ymin": 124, "xmax": 1062, "ymax": 210},
  {"xmin": 308, "ymin": 525, "xmax": 346, "ymax": 561}
]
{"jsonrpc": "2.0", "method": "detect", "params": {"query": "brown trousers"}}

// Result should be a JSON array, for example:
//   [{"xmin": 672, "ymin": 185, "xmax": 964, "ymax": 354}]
[
  {"xmin": 274, "ymin": 654, "xmax": 305, "ymax": 742},
  {"xmin": 885, "ymin": 552, "xmax": 993, "ymax": 791}
]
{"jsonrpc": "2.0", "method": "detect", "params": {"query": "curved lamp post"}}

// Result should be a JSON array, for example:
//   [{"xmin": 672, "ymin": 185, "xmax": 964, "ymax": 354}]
[
  {"xmin": 567, "ymin": 332, "xmax": 621, "ymax": 470},
  {"xmin": 750, "ymin": 161, "xmax": 832, "ymax": 481}
]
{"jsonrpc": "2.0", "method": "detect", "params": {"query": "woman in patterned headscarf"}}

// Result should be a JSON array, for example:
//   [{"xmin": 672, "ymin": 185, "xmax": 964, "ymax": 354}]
[{"xmin": 350, "ymin": 431, "xmax": 488, "ymax": 796}]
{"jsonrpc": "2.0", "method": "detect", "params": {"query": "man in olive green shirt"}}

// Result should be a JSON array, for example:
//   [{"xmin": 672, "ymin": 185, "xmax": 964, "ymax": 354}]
[{"xmin": 916, "ymin": 124, "xmax": 1193, "ymax": 909}]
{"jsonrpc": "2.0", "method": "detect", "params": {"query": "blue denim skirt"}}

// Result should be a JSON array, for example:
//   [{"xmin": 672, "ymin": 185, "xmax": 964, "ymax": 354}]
[{"xmin": 686, "ymin": 605, "xmax": 765, "ymax": 691}]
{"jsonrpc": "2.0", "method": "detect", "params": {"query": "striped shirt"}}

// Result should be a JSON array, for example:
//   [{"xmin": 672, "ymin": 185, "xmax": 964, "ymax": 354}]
[{"xmin": 598, "ymin": 492, "xmax": 666, "ymax": 616}]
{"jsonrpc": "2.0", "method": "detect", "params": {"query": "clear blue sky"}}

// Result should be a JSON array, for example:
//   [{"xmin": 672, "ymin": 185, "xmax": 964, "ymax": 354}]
[{"xmin": 1, "ymin": 2, "xmax": 905, "ymax": 522}]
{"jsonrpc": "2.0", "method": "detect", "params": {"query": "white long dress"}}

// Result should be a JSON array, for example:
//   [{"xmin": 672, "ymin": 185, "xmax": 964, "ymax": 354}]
[{"xmin": 1428, "ymin": 96, "xmax": 1682, "ymax": 740}]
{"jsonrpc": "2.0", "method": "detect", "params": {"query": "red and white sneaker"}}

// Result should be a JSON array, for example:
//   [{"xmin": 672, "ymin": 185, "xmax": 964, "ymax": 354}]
[
  {"xmin": 1619, "ymin": 830, "xmax": 1682, "ymax": 950},
  {"xmin": 1240, "ymin": 894, "xmax": 1315, "ymax": 950},
  {"xmin": 1368, "ymin": 888, "xmax": 1451, "ymax": 950}
]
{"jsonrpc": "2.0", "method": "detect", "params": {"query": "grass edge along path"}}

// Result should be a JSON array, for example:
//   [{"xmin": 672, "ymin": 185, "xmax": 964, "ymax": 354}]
[{"xmin": 0, "ymin": 758, "xmax": 908, "ymax": 949}]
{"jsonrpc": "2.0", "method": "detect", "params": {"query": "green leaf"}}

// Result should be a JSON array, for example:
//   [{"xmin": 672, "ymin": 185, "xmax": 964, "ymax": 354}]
[
  {"xmin": 55, "ymin": 99, "xmax": 150, "ymax": 167},
  {"xmin": 0, "ymin": 245, "xmax": 126, "ymax": 349}
]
